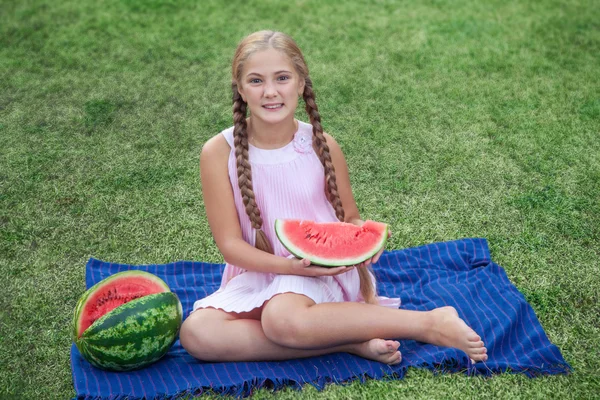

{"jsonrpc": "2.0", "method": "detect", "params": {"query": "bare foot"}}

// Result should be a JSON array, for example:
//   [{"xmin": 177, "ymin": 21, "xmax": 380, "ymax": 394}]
[
  {"xmin": 428, "ymin": 306, "xmax": 488, "ymax": 362},
  {"xmin": 349, "ymin": 339, "xmax": 402, "ymax": 365}
]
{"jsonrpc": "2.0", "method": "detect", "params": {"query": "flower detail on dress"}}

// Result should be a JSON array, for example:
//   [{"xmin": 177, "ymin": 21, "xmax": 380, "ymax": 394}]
[{"xmin": 293, "ymin": 130, "xmax": 313, "ymax": 154}]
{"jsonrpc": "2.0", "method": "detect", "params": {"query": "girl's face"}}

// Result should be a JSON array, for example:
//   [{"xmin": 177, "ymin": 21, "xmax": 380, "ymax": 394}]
[{"xmin": 238, "ymin": 48, "xmax": 305, "ymax": 126}]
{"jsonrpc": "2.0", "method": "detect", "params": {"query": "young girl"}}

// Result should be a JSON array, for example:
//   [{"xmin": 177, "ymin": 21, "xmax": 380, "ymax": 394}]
[{"xmin": 180, "ymin": 30, "xmax": 488, "ymax": 365}]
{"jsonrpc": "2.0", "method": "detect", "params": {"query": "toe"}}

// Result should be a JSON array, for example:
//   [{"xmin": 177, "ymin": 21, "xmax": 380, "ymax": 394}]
[
  {"xmin": 467, "ymin": 333, "xmax": 481, "ymax": 342},
  {"xmin": 471, "ymin": 353, "xmax": 488, "ymax": 362},
  {"xmin": 390, "ymin": 351, "xmax": 402, "ymax": 365},
  {"xmin": 386, "ymin": 340, "xmax": 400, "ymax": 352}
]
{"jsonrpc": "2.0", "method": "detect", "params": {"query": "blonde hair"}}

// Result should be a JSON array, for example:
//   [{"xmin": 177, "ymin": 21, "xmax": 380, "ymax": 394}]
[{"xmin": 231, "ymin": 30, "xmax": 377, "ymax": 304}]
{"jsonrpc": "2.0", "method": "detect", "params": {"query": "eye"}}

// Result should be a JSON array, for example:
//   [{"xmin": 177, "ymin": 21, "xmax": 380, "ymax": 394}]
[
  {"xmin": 277, "ymin": 75, "xmax": 290, "ymax": 81},
  {"xmin": 249, "ymin": 78, "xmax": 262, "ymax": 84}
]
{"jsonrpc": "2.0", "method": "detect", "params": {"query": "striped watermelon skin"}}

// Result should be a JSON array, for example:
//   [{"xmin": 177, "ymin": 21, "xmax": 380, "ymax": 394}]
[
  {"xmin": 74, "ymin": 292, "xmax": 183, "ymax": 371},
  {"xmin": 72, "ymin": 270, "xmax": 170, "ymax": 341}
]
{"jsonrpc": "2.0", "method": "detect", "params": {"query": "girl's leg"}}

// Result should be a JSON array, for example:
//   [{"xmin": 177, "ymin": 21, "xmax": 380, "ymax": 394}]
[
  {"xmin": 179, "ymin": 307, "xmax": 402, "ymax": 364},
  {"xmin": 261, "ymin": 294, "xmax": 487, "ymax": 362}
]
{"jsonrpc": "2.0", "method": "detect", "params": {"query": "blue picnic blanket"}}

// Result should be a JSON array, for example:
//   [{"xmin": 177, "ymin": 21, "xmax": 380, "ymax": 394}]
[{"xmin": 71, "ymin": 238, "xmax": 571, "ymax": 399}]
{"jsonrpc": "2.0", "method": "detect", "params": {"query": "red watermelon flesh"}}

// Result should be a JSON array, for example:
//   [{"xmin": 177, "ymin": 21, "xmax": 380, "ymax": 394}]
[
  {"xmin": 74, "ymin": 270, "xmax": 170, "ymax": 338},
  {"xmin": 275, "ymin": 219, "xmax": 388, "ymax": 266}
]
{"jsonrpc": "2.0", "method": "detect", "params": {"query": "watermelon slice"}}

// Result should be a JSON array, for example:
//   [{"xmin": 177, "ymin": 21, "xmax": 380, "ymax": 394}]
[
  {"xmin": 275, "ymin": 219, "xmax": 388, "ymax": 266},
  {"xmin": 72, "ymin": 270, "xmax": 183, "ymax": 371}
]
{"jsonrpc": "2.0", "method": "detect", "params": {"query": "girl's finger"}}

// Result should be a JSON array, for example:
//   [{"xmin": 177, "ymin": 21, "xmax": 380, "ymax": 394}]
[
  {"xmin": 326, "ymin": 266, "xmax": 347, "ymax": 275},
  {"xmin": 373, "ymin": 247, "xmax": 385, "ymax": 264}
]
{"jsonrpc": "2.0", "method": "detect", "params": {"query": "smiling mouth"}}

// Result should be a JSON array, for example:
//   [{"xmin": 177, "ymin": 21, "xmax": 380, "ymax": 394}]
[{"xmin": 263, "ymin": 104, "xmax": 284, "ymax": 109}]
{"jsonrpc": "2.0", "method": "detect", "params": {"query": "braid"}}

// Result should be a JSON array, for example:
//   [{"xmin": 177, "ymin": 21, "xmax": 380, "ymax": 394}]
[
  {"xmin": 303, "ymin": 77, "xmax": 345, "ymax": 222},
  {"xmin": 302, "ymin": 77, "xmax": 377, "ymax": 304},
  {"xmin": 232, "ymin": 82, "xmax": 273, "ymax": 254}
]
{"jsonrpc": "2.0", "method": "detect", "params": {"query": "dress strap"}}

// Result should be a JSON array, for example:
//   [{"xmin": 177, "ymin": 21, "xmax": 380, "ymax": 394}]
[{"xmin": 221, "ymin": 127, "xmax": 235, "ymax": 149}]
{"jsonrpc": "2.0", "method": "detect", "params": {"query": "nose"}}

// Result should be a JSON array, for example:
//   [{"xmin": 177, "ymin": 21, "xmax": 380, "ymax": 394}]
[{"xmin": 263, "ymin": 81, "xmax": 277, "ymax": 98}]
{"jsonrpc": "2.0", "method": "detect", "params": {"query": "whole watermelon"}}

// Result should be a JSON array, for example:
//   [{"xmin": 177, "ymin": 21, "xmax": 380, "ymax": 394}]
[{"xmin": 73, "ymin": 270, "xmax": 183, "ymax": 371}]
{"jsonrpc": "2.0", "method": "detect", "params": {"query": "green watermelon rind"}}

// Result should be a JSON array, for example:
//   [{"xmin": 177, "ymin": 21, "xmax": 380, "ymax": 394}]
[
  {"xmin": 275, "ymin": 219, "xmax": 388, "ymax": 267},
  {"xmin": 75, "ymin": 291, "xmax": 183, "ymax": 371},
  {"xmin": 72, "ymin": 270, "xmax": 171, "ymax": 341}
]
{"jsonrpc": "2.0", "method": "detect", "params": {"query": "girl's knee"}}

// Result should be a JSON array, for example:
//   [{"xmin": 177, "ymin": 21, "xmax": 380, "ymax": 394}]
[
  {"xmin": 179, "ymin": 309, "xmax": 227, "ymax": 359},
  {"xmin": 179, "ymin": 310, "xmax": 204, "ymax": 353},
  {"xmin": 261, "ymin": 294, "xmax": 311, "ymax": 348}
]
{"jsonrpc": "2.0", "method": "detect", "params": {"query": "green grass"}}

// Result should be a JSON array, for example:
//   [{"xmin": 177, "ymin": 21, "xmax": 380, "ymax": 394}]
[{"xmin": 1, "ymin": 0, "xmax": 599, "ymax": 398}]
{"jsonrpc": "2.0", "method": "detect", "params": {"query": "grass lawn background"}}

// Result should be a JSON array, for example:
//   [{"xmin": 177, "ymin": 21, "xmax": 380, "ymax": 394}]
[{"xmin": 1, "ymin": 0, "xmax": 599, "ymax": 398}]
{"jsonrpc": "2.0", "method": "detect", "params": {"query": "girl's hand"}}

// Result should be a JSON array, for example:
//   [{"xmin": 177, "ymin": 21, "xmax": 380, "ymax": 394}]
[
  {"xmin": 290, "ymin": 258, "xmax": 355, "ymax": 277},
  {"xmin": 356, "ymin": 228, "xmax": 392, "ymax": 268}
]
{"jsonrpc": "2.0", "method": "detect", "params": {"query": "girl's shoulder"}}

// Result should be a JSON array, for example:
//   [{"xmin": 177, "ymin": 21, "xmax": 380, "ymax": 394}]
[
  {"xmin": 324, "ymin": 132, "xmax": 342, "ymax": 150},
  {"xmin": 218, "ymin": 126, "xmax": 235, "ymax": 148},
  {"xmin": 309, "ymin": 128, "xmax": 344, "ymax": 160},
  {"xmin": 201, "ymin": 128, "xmax": 233, "ymax": 163}
]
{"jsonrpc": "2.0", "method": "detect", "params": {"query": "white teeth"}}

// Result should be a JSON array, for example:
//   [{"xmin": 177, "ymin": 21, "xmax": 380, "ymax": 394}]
[{"xmin": 264, "ymin": 104, "xmax": 283, "ymax": 109}]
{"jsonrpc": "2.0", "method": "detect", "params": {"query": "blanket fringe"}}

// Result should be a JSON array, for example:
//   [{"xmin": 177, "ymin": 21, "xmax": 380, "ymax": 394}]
[{"xmin": 74, "ymin": 357, "xmax": 571, "ymax": 400}]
